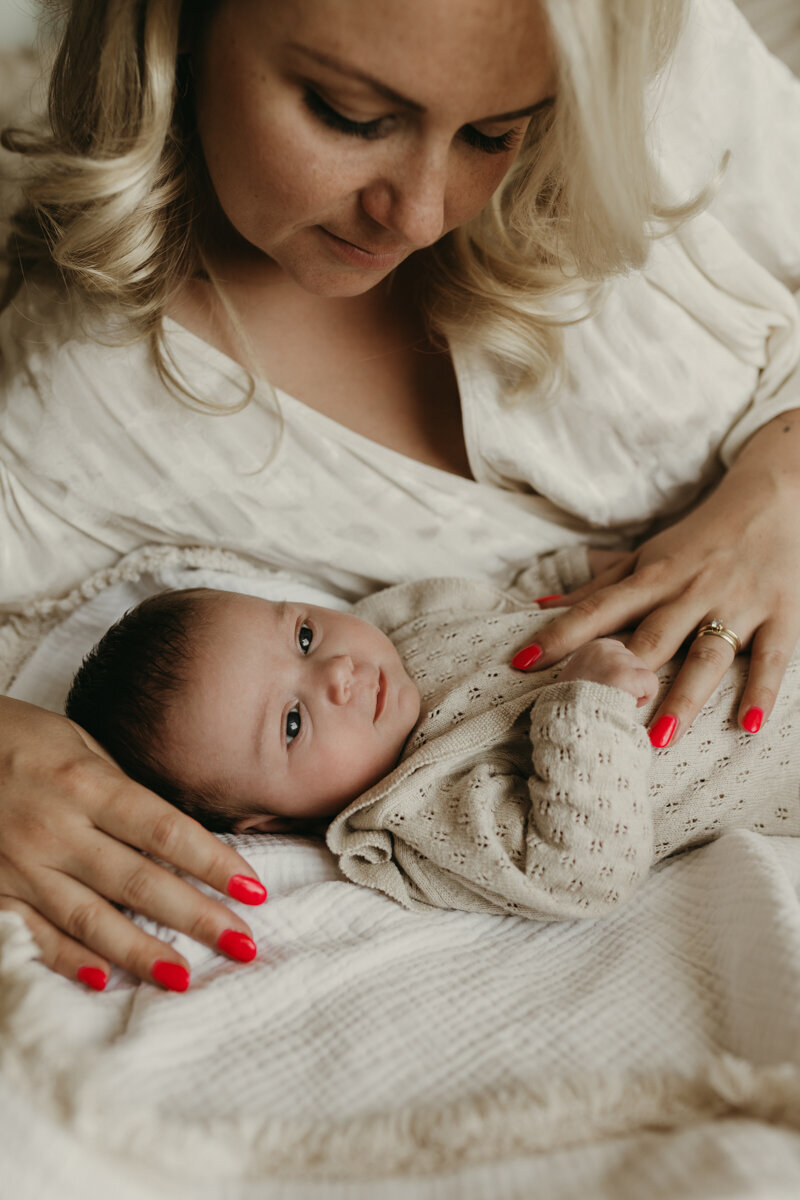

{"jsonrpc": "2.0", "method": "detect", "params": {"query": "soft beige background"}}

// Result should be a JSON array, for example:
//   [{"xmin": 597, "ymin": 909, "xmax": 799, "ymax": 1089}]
[{"xmin": 0, "ymin": 0, "xmax": 39, "ymax": 50}]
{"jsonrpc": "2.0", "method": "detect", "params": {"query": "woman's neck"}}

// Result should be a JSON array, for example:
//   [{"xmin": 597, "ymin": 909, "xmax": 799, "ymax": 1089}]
[{"xmin": 166, "ymin": 247, "xmax": 472, "ymax": 479}]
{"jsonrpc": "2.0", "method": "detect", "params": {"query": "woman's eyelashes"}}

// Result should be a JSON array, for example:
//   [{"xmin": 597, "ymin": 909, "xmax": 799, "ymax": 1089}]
[
  {"xmin": 303, "ymin": 88, "xmax": 393, "ymax": 141},
  {"xmin": 302, "ymin": 88, "xmax": 523, "ymax": 155},
  {"xmin": 462, "ymin": 127, "xmax": 523, "ymax": 155}
]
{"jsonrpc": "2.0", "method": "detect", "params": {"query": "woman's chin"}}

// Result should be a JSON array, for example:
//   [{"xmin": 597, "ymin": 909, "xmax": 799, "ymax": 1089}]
[
  {"xmin": 266, "ymin": 230, "xmax": 410, "ymax": 297},
  {"xmin": 278, "ymin": 258, "xmax": 400, "ymax": 298}
]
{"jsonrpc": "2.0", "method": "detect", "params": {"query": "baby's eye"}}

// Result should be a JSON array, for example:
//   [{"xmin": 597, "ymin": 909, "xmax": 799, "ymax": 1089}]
[
  {"xmin": 286, "ymin": 706, "xmax": 302, "ymax": 744},
  {"xmin": 298, "ymin": 624, "xmax": 314, "ymax": 654}
]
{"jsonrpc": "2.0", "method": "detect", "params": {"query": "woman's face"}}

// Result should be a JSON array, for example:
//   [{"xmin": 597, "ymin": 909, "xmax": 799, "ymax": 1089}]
[{"xmin": 192, "ymin": 0, "xmax": 555, "ymax": 296}]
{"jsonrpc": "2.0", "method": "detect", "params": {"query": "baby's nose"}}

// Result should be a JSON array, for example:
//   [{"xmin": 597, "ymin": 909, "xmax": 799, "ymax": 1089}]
[{"xmin": 326, "ymin": 655, "xmax": 355, "ymax": 705}]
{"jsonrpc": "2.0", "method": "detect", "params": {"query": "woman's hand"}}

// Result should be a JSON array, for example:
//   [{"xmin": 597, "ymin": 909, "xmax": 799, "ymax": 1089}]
[
  {"xmin": 0, "ymin": 697, "xmax": 267, "ymax": 992},
  {"xmin": 513, "ymin": 410, "xmax": 800, "ymax": 746}
]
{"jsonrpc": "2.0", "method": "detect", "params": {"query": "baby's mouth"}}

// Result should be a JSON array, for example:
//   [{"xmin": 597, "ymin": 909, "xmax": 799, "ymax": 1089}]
[{"xmin": 374, "ymin": 670, "xmax": 387, "ymax": 722}]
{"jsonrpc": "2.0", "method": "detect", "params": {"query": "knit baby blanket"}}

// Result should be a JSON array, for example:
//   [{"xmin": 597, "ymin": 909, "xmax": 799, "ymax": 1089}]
[{"xmin": 329, "ymin": 575, "xmax": 800, "ymax": 919}]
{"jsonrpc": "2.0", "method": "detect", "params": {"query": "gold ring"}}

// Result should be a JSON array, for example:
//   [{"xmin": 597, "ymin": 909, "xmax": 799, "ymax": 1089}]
[{"xmin": 694, "ymin": 618, "xmax": 741, "ymax": 655}]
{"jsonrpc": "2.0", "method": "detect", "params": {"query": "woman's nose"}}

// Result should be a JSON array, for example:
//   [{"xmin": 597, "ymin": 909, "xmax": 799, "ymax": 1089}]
[
  {"xmin": 359, "ymin": 147, "xmax": 448, "ymax": 250},
  {"xmin": 324, "ymin": 655, "xmax": 355, "ymax": 705}
]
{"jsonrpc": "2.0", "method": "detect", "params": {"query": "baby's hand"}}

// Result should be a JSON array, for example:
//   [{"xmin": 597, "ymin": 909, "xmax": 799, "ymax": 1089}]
[{"xmin": 558, "ymin": 638, "xmax": 659, "ymax": 707}]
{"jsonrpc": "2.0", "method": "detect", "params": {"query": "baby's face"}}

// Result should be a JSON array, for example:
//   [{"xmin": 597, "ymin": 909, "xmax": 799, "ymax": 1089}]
[{"xmin": 166, "ymin": 592, "xmax": 421, "ymax": 830}]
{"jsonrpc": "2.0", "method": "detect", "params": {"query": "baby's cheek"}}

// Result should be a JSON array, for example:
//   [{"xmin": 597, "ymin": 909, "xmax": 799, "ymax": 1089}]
[
  {"xmin": 399, "ymin": 680, "xmax": 422, "ymax": 730},
  {"xmin": 323, "ymin": 738, "xmax": 388, "ymax": 803}
]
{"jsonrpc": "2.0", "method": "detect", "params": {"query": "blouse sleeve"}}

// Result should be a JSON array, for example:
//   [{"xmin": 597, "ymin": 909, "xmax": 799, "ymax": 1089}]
[
  {"xmin": 651, "ymin": 0, "xmax": 800, "ymax": 460},
  {"xmin": 352, "ymin": 547, "xmax": 593, "ymax": 635},
  {"xmin": 0, "ymin": 316, "xmax": 124, "ymax": 610}
]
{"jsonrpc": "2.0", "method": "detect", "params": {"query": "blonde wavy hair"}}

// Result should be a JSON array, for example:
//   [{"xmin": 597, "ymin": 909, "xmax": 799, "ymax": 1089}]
[{"xmin": 1, "ymin": 0, "xmax": 711, "ymax": 402}]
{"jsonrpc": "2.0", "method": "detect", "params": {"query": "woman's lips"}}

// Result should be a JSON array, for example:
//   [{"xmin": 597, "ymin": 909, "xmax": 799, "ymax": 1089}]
[
  {"xmin": 319, "ymin": 227, "xmax": 406, "ymax": 270},
  {"xmin": 374, "ymin": 670, "xmax": 387, "ymax": 722}
]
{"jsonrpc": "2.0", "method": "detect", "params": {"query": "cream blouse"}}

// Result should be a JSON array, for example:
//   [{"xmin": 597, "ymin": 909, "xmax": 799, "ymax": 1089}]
[{"xmin": 1, "ymin": 0, "xmax": 798, "ymax": 608}]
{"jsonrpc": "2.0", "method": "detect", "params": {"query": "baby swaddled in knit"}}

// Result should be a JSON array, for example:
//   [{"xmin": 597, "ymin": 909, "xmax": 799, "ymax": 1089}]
[
  {"xmin": 65, "ymin": 546, "xmax": 800, "ymax": 921},
  {"xmin": 327, "ymin": 565, "xmax": 800, "ymax": 919}
]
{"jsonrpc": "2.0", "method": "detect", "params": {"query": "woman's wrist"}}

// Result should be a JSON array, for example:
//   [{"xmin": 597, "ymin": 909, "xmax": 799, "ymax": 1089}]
[{"xmin": 728, "ymin": 407, "xmax": 800, "ymax": 490}]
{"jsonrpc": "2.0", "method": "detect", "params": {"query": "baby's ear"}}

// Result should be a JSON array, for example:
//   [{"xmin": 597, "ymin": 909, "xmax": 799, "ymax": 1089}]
[{"xmin": 232, "ymin": 812, "xmax": 297, "ymax": 835}]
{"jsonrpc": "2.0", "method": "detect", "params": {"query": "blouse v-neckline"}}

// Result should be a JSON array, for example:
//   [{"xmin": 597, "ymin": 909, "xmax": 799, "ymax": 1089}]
[{"xmin": 161, "ymin": 313, "xmax": 488, "ymax": 494}]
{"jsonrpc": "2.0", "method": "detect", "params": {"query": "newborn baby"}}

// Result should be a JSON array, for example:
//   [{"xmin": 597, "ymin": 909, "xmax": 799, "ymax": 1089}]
[
  {"xmin": 65, "ymin": 583, "xmax": 652, "ymax": 835},
  {"xmin": 66, "ymin": 572, "xmax": 800, "ymax": 919}
]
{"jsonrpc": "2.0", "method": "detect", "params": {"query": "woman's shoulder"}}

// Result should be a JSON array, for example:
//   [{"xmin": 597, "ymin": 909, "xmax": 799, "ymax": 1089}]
[
  {"xmin": 0, "ymin": 282, "xmax": 150, "ymax": 385},
  {"xmin": 650, "ymin": 0, "xmax": 800, "ymax": 194},
  {"xmin": 0, "ymin": 280, "xmax": 249, "ymax": 415}
]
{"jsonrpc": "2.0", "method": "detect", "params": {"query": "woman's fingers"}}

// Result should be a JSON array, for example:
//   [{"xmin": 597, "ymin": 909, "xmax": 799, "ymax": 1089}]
[
  {"xmin": 69, "ymin": 720, "xmax": 267, "ymax": 910},
  {"xmin": 646, "ymin": 622, "xmax": 742, "ymax": 747},
  {"xmin": 519, "ymin": 420, "xmax": 800, "ymax": 740},
  {"xmin": 515, "ymin": 567, "xmax": 797, "ymax": 748},
  {"xmin": 737, "ymin": 618, "xmax": 797, "ymax": 735},
  {"xmin": 516, "ymin": 566, "xmax": 669, "ymax": 669},
  {"xmin": 579, "ymin": 549, "xmax": 637, "ymax": 592},
  {"xmin": 0, "ymin": 895, "xmax": 111, "ymax": 991},
  {"xmin": 647, "ymin": 615, "xmax": 798, "ymax": 746},
  {"xmin": 19, "ymin": 870, "xmax": 194, "ymax": 990},
  {"xmin": 535, "ymin": 552, "xmax": 636, "ymax": 611},
  {"xmin": 623, "ymin": 593, "xmax": 711, "ymax": 667},
  {"xmin": 68, "ymin": 821, "xmax": 260, "ymax": 967},
  {"xmin": 97, "ymin": 776, "xmax": 267, "ymax": 907},
  {"xmin": 0, "ymin": 701, "xmax": 264, "ymax": 986}
]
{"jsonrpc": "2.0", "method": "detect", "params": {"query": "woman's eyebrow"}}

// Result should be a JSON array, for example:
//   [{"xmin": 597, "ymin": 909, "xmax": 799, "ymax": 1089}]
[{"xmin": 287, "ymin": 42, "xmax": 553, "ymax": 123}]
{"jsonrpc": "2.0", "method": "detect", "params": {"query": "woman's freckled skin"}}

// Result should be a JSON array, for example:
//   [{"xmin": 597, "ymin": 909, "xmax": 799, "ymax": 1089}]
[{"xmin": 192, "ymin": 0, "xmax": 556, "ymax": 299}]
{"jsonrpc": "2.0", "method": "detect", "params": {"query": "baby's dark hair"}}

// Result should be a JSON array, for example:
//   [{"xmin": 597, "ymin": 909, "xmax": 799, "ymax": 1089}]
[{"xmin": 65, "ymin": 588, "xmax": 241, "ymax": 833}]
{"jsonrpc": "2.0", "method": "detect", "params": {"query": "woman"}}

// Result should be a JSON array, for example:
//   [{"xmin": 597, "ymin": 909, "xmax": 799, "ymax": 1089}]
[{"xmin": 1, "ymin": 0, "xmax": 798, "ymax": 991}]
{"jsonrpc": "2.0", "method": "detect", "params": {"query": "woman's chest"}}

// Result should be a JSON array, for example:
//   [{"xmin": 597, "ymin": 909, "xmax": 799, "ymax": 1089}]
[
  {"xmin": 262, "ymin": 318, "xmax": 473, "ymax": 478},
  {"xmin": 171, "ymin": 276, "xmax": 472, "ymax": 478}
]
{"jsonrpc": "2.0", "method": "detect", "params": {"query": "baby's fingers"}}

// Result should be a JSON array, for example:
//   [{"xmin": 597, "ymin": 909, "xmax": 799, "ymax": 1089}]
[
  {"xmin": 631, "ymin": 665, "xmax": 660, "ymax": 708},
  {"xmin": 0, "ymin": 895, "xmax": 111, "ymax": 991}
]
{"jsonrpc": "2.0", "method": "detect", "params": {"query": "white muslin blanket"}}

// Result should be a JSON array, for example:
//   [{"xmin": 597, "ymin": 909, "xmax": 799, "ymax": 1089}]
[{"xmin": 2, "ymin": 546, "xmax": 800, "ymax": 1200}]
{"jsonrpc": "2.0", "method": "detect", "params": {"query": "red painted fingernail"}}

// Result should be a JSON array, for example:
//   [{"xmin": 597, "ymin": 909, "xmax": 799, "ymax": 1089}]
[
  {"xmin": 534, "ymin": 594, "xmax": 564, "ymax": 604},
  {"xmin": 77, "ymin": 966, "xmax": 108, "ymax": 991},
  {"xmin": 742, "ymin": 706, "xmax": 763, "ymax": 734},
  {"xmin": 217, "ymin": 929, "xmax": 258, "ymax": 963},
  {"xmin": 227, "ymin": 875, "xmax": 267, "ymax": 905},
  {"xmin": 649, "ymin": 714, "xmax": 677, "ymax": 748},
  {"xmin": 151, "ymin": 961, "xmax": 190, "ymax": 992},
  {"xmin": 512, "ymin": 644, "xmax": 543, "ymax": 670}
]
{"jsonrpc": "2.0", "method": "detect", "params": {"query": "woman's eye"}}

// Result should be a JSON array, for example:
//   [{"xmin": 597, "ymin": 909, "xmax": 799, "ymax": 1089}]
[
  {"xmin": 303, "ymin": 87, "xmax": 522, "ymax": 156},
  {"xmin": 286, "ymin": 707, "xmax": 302, "ymax": 744},
  {"xmin": 461, "ymin": 125, "xmax": 524, "ymax": 156},
  {"xmin": 298, "ymin": 624, "xmax": 314, "ymax": 654},
  {"xmin": 303, "ymin": 88, "xmax": 391, "ymax": 141}
]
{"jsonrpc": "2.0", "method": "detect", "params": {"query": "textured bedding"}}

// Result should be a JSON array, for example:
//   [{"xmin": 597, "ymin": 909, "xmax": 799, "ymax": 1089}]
[{"xmin": 2, "ymin": 546, "xmax": 800, "ymax": 1200}]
